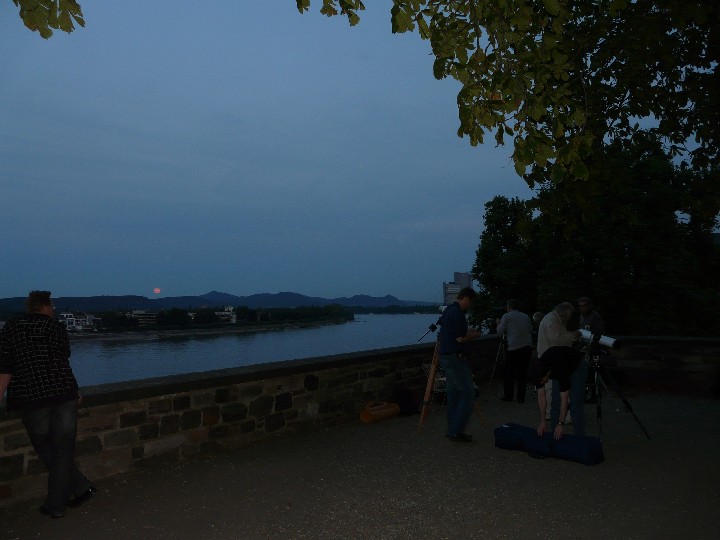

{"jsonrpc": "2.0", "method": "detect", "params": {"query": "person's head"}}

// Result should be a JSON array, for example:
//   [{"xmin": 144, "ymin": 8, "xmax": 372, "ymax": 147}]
[
  {"xmin": 532, "ymin": 311, "xmax": 544, "ymax": 324},
  {"xmin": 528, "ymin": 356, "xmax": 551, "ymax": 387},
  {"xmin": 456, "ymin": 287, "xmax": 477, "ymax": 312},
  {"xmin": 26, "ymin": 290, "xmax": 54, "ymax": 316},
  {"xmin": 553, "ymin": 302, "xmax": 575, "ymax": 323},
  {"xmin": 577, "ymin": 296, "xmax": 593, "ymax": 316},
  {"xmin": 506, "ymin": 298, "xmax": 518, "ymax": 311}
]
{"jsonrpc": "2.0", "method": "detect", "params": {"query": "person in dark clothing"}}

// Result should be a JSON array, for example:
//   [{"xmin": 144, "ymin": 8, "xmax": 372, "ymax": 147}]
[
  {"xmin": 0, "ymin": 291, "xmax": 95, "ymax": 519},
  {"xmin": 529, "ymin": 345, "xmax": 584, "ymax": 440},
  {"xmin": 437, "ymin": 287, "xmax": 481, "ymax": 442},
  {"xmin": 496, "ymin": 299, "xmax": 533, "ymax": 403}
]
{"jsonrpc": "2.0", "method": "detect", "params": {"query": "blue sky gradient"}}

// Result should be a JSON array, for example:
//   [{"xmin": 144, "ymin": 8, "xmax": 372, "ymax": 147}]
[{"xmin": 0, "ymin": 1, "xmax": 533, "ymax": 302}]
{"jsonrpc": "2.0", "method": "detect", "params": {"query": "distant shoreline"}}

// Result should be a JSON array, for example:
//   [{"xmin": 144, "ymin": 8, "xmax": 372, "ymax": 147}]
[{"xmin": 68, "ymin": 319, "xmax": 350, "ymax": 343}]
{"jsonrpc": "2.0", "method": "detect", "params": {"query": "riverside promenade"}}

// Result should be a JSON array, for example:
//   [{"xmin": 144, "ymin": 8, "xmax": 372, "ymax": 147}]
[{"xmin": 2, "ymin": 388, "xmax": 718, "ymax": 540}]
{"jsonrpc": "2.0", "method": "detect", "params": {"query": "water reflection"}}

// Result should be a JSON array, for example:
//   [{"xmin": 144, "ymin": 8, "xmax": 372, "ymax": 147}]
[{"xmin": 70, "ymin": 314, "xmax": 438, "ymax": 386}]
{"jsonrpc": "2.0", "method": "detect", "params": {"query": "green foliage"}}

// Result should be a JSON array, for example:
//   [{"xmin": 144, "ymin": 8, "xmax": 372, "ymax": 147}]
[
  {"xmin": 156, "ymin": 308, "xmax": 190, "ymax": 326},
  {"xmin": 473, "ymin": 143, "xmax": 720, "ymax": 337},
  {"xmin": 12, "ymin": 0, "xmax": 84, "ymax": 38},
  {"xmin": 98, "ymin": 311, "xmax": 138, "ymax": 329},
  {"xmin": 296, "ymin": 0, "xmax": 365, "ymax": 26},
  {"xmin": 192, "ymin": 308, "xmax": 221, "ymax": 325},
  {"xmin": 471, "ymin": 195, "xmax": 538, "ymax": 329},
  {"xmin": 388, "ymin": 0, "xmax": 719, "ymax": 193}
]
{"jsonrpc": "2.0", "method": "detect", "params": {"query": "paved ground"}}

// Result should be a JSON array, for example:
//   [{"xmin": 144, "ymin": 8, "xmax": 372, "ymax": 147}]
[{"xmin": 2, "ymin": 384, "xmax": 719, "ymax": 540}]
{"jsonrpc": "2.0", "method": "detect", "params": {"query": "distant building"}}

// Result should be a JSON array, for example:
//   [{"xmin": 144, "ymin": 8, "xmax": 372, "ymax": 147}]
[
  {"xmin": 130, "ymin": 310, "xmax": 157, "ymax": 327},
  {"xmin": 443, "ymin": 272, "xmax": 474, "ymax": 306}
]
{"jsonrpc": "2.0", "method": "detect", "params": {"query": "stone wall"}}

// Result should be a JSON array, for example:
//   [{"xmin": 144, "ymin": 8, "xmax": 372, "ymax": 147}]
[
  {"xmin": 1, "ymin": 335, "xmax": 718, "ymax": 508},
  {"xmin": 0, "ymin": 343, "xmax": 443, "ymax": 508}
]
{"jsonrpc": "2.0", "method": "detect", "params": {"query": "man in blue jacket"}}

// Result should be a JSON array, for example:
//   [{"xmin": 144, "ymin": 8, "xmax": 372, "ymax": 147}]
[{"xmin": 438, "ymin": 287, "xmax": 481, "ymax": 442}]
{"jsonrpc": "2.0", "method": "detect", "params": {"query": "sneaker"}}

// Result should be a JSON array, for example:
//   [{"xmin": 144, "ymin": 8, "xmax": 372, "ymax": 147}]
[
  {"xmin": 67, "ymin": 485, "xmax": 97, "ymax": 508},
  {"xmin": 39, "ymin": 505, "xmax": 64, "ymax": 519},
  {"xmin": 447, "ymin": 433, "xmax": 473, "ymax": 442}
]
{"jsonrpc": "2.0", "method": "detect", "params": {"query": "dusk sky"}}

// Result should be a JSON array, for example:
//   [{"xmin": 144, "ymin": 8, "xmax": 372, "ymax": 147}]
[{"xmin": 1, "ymin": 1, "xmax": 533, "ymax": 303}]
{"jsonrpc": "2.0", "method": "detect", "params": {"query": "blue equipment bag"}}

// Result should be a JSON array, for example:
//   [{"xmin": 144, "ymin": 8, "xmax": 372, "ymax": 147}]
[{"xmin": 494, "ymin": 422, "xmax": 604, "ymax": 465}]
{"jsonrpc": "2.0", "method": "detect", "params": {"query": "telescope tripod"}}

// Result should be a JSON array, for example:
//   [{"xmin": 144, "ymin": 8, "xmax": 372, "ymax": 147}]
[{"xmin": 588, "ymin": 350, "xmax": 651, "ymax": 440}]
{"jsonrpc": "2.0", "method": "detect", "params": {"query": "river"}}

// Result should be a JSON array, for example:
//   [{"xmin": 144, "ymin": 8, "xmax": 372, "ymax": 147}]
[{"xmin": 69, "ymin": 313, "xmax": 441, "ymax": 386}]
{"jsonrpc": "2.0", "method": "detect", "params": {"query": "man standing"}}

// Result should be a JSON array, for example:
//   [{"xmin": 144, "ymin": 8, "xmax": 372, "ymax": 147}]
[
  {"xmin": 578, "ymin": 297, "xmax": 605, "ymax": 403},
  {"xmin": 578, "ymin": 297, "xmax": 605, "ymax": 336},
  {"xmin": 531, "ymin": 302, "xmax": 585, "ymax": 439},
  {"xmin": 496, "ymin": 299, "xmax": 533, "ymax": 403},
  {"xmin": 438, "ymin": 287, "xmax": 481, "ymax": 442},
  {"xmin": 0, "ymin": 291, "xmax": 95, "ymax": 519}
]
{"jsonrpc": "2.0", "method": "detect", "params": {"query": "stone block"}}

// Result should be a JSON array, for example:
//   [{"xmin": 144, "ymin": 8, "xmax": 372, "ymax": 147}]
[
  {"xmin": 75, "ymin": 435, "xmax": 103, "ymax": 457},
  {"xmin": 193, "ymin": 392, "xmax": 215, "ymax": 407},
  {"xmin": 148, "ymin": 398, "xmax": 172, "ymax": 414},
  {"xmin": 119, "ymin": 410, "xmax": 147, "ymax": 428},
  {"xmin": 0, "ymin": 484, "xmax": 11, "ymax": 499},
  {"xmin": 221, "ymin": 403, "xmax": 248, "ymax": 423},
  {"xmin": 265, "ymin": 412, "xmax": 286, "ymax": 432},
  {"xmin": 368, "ymin": 367, "xmax": 390, "ymax": 378},
  {"xmin": 138, "ymin": 423, "xmax": 160, "ymax": 440},
  {"xmin": 0, "ymin": 419, "xmax": 24, "ymax": 437},
  {"xmin": 0, "ymin": 454, "xmax": 24, "ymax": 481},
  {"xmin": 159, "ymin": 414, "xmax": 180, "ymax": 435},
  {"xmin": 104, "ymin": 429, "xmax": 138, "ymax": 447},
  {"xmin": 89, "ymin": 403, "xmax": 126, "ymax": 415},
  {"xmin": 285, "ymin": 409, "xmax": 299, "ymax": 422},
  {"xmin": 274, "ymin": 392, "xmax": 293, "ymax": 411},
  {"xmin": 240, "ymin": 384, "xmax": 263, "ymax": 398},
  {"xmin": 249, "ymin": 395, "xmax": 274, "ymax": 418},
  {"xmin": 172, "ymin": 395, "xmax": 191, "ymax": 411},
  {"xmin": 78, "ymin": 447, "xmax": 133, "ymax": 480},
  {"xmin": 181, "ymin": 410, "xmax": 202, "ymax": 430},
  {"xmin": 183, "ymin": 427, "xmax": 208, "ymax": 444},
  {"xmin": 6, "ymin": 472, "xmax": 46, "ymax": 505},
  {"xmin": 208, "ymin": 425, "xmax": 230, "ymax": 439},
  {"xmin": 202, "ymin": 406, "xmax": 220, "ymax": 426},
  {"xmin": 3, "ymin": 432, "xmax": 31, "ymax": 452},
  {"xmin": 239, "ymin": 420, "xmax": 256, "ymax": 434},
  {"xmin": 143, "ymin": 434, "xmax": 186, "ymax": 457},
  {"xmin": 27, "ymin": 458, "xmax": 46, "ymax": 475},
  {"xmin": 132, "ymin": 446, "xmax": 144, "ymax": 459},
  {"xmin": 77, "ymin": 413, "xmax": 117, "ymax": 433},
  {"xmin": 215, "ymin": 387, "xmax": 238, "ymax": 403}
]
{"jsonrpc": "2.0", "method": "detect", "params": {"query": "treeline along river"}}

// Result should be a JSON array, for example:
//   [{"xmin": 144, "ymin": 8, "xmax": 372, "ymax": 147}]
[{"xmin": 70, "ymin": 314, "xmax": 441, "ymax": 386}]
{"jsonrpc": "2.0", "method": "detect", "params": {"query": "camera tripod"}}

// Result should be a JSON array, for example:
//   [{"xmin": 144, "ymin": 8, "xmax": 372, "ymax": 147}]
[
  {"xmin": 490, "ymin": 334, "xmax": 507, "ymax": 384},
  {"xmin": 587, "ymin": 347, "xmax": 651, "ymax": 440}
]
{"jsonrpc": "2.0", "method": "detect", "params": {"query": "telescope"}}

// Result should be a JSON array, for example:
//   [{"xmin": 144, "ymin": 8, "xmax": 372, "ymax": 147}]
[{"xmin": 578, "ymin": 329, "xmax": 620, "ymax": 350}]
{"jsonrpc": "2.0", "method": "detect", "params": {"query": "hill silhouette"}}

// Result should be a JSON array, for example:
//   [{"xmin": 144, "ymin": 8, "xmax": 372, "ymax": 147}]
[{"xmin": 0, "ymin": 291, "xmax": 436, "ymax": 314}]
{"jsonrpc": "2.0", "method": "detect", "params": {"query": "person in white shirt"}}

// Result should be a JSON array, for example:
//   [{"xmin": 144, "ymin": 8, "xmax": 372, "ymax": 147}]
[{"xmin": 496, "ymin": 299, "xmax": 533, "ymax": 403}]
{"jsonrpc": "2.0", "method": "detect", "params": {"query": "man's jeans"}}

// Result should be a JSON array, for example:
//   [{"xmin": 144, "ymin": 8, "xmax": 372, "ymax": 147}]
[
  {"xmin": 551, "ymin": 357, "xmax": 589, "ymax": 436},
  {"xmin": 22, "ymin": 399, "xmax": 91, "ymax": 512},
  {"xmin": 439, "ymin": 354, "xmax": 475, "ymax": 437}
]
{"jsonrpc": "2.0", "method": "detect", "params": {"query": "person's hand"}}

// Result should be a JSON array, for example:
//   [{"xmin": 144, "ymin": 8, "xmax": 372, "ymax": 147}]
[
  {"xmin": 537, "ymin": 420, "xmax": 546, "ymax": 437},
  {"xmin": 77, "ymin": 393, "xmax": 83, "ymax": 405},
  {"xmin": 554, "ymin": 424, "xmax": 564, "ymax": 440}
]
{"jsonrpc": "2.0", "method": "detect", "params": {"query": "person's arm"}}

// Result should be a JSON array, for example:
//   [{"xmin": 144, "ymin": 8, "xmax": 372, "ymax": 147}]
[
  {"xmin": 536, "ymin": 387, "xmax": 547, "ymax": 436},
  {"xmin": 457, "ymin": 328, "xmax": 481, "ymax": 342},
  {"xmin": 553, "ymin": 390, "xmax": 570, "ymax": 440}
]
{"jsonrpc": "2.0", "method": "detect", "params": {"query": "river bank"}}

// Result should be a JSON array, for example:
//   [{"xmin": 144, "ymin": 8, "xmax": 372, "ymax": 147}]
[{"xmin": 68, "ymin": 318, "xmax": 352, "ymax": 343}]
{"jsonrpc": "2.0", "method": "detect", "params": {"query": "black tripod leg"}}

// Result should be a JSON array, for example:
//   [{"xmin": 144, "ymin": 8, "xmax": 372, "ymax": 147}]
[
  {"xmin": 595, "ymin": 368, "xmax": 603, "ymax": 440},
  {"xmin": 599, "ymin": 367, "xmax": 651, "ymax": 439}
]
